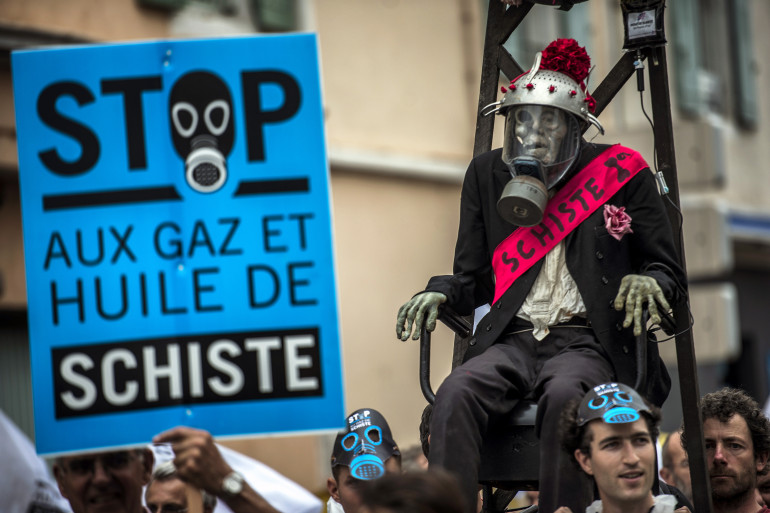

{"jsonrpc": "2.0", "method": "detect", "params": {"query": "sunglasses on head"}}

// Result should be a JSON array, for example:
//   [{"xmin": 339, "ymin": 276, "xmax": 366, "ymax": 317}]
[{"xmin": 64, "ymin": 451, "xmax": 135, "ymax": 475}]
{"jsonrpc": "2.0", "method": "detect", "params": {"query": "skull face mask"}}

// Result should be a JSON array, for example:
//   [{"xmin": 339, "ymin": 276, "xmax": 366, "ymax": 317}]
[
  {"xmin": 497, "ymin": 104, "xmax": 581, "ymax": 227},
  {"xmin": 503, "ymin": 104, "xmax": 581, "ymax": 189},
  {"xmin": 576, "ymin": 382, "xmax": 651, "ymax": 426},
  {"xmin": 513, "ymin": 106, "xmax": 568, "ymax": 164}
]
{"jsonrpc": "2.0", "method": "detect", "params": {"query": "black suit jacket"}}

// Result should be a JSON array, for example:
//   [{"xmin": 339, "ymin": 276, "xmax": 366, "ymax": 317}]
[{"xmin": 425, "ymin": 143, "xmax": 686, "ymax": 405}]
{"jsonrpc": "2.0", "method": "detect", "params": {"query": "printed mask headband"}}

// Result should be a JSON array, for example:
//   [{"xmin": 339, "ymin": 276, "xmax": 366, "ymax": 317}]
[{"xmin": 576, "ymin": 383, "xmax": 650, "ymax": 426}]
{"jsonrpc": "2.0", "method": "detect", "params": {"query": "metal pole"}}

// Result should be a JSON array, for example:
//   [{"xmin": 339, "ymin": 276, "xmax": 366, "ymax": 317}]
[
  {"xmin": 646, "ymin": 44, "xmax": 712, "ymax": 513},
  {"xmin": 473, "ymin": 2, "xmax": 531, "ymax": 158}
]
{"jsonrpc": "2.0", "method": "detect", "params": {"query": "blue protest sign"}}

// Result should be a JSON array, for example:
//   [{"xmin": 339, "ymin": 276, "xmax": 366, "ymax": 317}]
[{"xmin": 12, "ymin": 34, "xmax": 344, "ymax": 455}]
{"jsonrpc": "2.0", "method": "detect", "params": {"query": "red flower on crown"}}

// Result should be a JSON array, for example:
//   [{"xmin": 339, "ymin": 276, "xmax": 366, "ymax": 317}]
[
  {"xmin": 540, "ymin": 38, "xmax": 591, "ymax": 83},
  {"xmin": 537, "ymin": 38, "xmax": 596, "ymax": 113}
]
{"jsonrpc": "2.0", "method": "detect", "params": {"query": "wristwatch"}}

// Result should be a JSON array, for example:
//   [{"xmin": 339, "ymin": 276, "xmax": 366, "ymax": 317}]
[{"xmin": 221, "ymin": 471, "xmax": 244, "ymax": 499}]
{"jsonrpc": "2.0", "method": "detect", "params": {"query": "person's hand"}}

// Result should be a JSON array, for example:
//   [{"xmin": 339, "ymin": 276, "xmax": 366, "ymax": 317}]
[
  {"xmin": 501, "ymin": 0, "xmax": 525, "ymax": 5},
  {"xmin": 153, "ymin": 426, "xmax": 232, "ymax": 495},
  {"xmin": 554, "ymin": 507, "xmax": 573, "ymax": 513},
  {"xmin": 613, "ymin": 274, "xmax": 670, "ymax": 336},
  {"xmin": 395, "ymin": 292, "xmax": 447, "ymax": 341},
  {"xmin": 674, "ymin": 507, "xmax": 691, "ymax": 513}
]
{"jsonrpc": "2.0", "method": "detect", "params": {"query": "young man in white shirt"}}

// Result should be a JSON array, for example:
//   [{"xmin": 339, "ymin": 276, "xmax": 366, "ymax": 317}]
[{"xmin": 557, "ymin": 383, "xmax": 690, "ymax": 513}]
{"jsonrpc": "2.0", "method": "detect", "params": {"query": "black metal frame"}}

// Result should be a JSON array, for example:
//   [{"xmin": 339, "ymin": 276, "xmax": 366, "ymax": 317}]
[{"xmin": 443, "ymin": 2, "xmax": 711, "ymax": 513}]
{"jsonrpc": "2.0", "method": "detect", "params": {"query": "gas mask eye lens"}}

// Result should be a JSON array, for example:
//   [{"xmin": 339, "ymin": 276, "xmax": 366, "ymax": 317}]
[
  {"xmin": 341, "ymin": 433, "xmax": 358, "ymax": 451},
  {"xmin": 515, "ymin": 108, "xmax": 533, "ymax": 126},
  {"xmin": 541, "ymin": 110, "xmax": 560, "ymax": 130},
  {"xmin": 365, "ymin": 426, "xmax": 382, "ymax": 445},
  {"xmin": 614, "ymin": 391, "xmax": 632, "ymax": 403},
  {"xmin": 588, "ymin": 396, "xmax": 609, "ymax": 410},
  {"xmin": 204, "ymin": 100, "xmax": 230, "ymax": 136},
  {"xmin": 172, "ymin": 102, "xmax": 198, "ymax": 138}
]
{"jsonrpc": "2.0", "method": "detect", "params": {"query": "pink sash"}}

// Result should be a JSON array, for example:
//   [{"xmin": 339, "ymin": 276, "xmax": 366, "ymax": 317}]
[{"xmin": 491, "ymin": 144, "xmax": 648, "ymax": 303}]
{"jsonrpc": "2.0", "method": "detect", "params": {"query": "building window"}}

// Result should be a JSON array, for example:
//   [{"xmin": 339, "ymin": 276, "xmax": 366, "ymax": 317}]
[
  {"xmin": 502, "ymin": 3, "xmax": 593, "ymax": 76},
  {"xmin": 137, "ymin": 0, "xmax": 299, "ymax": 33},
  {"xmin": 671, "ymin": 0, "xmax": 758, "ymax": 129}
]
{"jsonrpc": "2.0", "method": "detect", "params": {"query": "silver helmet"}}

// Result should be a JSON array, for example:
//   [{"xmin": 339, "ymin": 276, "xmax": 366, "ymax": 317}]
[{"xmin": 482, "ymin": 51, "xmax": 604, "ymax": 133}]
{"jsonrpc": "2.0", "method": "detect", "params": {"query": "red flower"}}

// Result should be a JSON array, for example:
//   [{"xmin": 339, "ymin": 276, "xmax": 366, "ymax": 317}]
[
  {"xmin": 603, "ymin": 205, "xmax": 633, "ymax": 241},
  {"xmin": 540, "ymin": 38, "xmax": 591, "ymax": 83},
  {"xmin": 584, "ymin": 93, "xmax": 597, "ymax": 113}
]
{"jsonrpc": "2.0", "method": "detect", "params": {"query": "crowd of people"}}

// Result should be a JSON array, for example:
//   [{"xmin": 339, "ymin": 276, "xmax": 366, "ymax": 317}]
[
  {"xmin": 6, "ymin": 383, "xmax": 768, "ymax": 513},
  {"xmin": 6, "ymin": 4, "xmax": 768, "ymax": 513}
]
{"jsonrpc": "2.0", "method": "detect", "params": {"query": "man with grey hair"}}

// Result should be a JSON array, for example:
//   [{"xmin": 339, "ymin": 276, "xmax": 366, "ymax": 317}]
[
  {"xmin": 145, "ymin": 460, "xmax": 217, "ymax": 513},
  {"xmin": 54, "ymin": 447, "xmax": 154, "ymax": 513},
  {"xmin": 153, "ymin": 426, "xmax": 281, "ymax": 513},
  {"xmin": 659, "ymin": 430, "xmax": 692, "ymax": 504}
]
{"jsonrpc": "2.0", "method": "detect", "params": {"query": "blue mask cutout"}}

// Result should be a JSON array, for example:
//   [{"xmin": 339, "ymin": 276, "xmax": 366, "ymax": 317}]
[
  {"xmin": 576, "ymin": 383, "xmax": 650, "ymax": 426},
  {"xmin": 331, "ymin": 408, "xmax": 399, "ymax": 481}
]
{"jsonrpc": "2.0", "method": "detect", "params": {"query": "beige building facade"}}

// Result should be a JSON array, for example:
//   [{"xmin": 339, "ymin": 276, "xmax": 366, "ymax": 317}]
[{"xmin": 1, "ymin": 0, "xmax": 769, "ymax": 496}]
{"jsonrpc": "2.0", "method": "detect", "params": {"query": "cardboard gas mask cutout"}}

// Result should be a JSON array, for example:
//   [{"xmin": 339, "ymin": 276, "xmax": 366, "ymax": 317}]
[
  {"xmin": 576, "ymin": 382, "xmax": 651, "ymax": 426},
  {"xmin": 169, "ymin": 71, "xmax": 234, "ymax": 194},
  {"xmin": 330, "ymin": 409, "xmax": 400, "ymax": 481}
]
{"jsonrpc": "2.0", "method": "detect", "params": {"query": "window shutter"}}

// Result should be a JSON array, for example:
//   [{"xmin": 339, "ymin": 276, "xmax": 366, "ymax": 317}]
[
  {"xmin": 729, "ymin": 0, "xmax": 758, "ymax": 129},
  {"xmin": 559, "ymin": 3, "xmax": 592, "ymax": 59},
  {"xmin": 670, "ymin": 0, "xmax": 702, "ymax": 117}
]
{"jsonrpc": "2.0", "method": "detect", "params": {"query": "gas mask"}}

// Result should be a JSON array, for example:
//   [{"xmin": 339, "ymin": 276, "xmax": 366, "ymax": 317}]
[
  {"xmin": 480, "ymin": 42, "xmax": 605, "ymax": 226},
  {"xmin": 169, "ymin": 71, "xmax": 234, "ymax": 193},
  {"xmin": 498, "ymin": 105, "xmax": 581, "ymax": 226},
  {"xmin": 330, "ymin": 408, "xmax": 400, "ymax": 481}
]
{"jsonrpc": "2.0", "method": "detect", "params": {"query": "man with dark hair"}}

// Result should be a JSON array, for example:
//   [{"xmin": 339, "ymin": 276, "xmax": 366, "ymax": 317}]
[
  {"xmin": 327, "ymin": 408, "xmax": 402, "ymax": 513},
  {"xmin": 358, "ymin": 470, "xmax": 466, "ymax": 513},
  {"xmin": 557, "ymin": 382, "xmax": 690, "ymax": 513},
  {"xmin": 660, "ymin": 431, "xmax": 692, "ymax": 504},
  {"xmin": 682, "ymin": 387, "xmax": 770, "ymax": 513}
]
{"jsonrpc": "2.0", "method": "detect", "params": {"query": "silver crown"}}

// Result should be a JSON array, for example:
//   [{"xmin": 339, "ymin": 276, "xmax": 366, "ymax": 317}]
[{"xmin": 482, "ymin": 52, "xmax": 604, "ymax": 135}]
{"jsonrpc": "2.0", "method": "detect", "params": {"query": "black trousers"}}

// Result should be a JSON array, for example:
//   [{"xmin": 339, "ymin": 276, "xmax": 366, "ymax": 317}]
[{"xmin": 428, "ymin": 327, "xmax": 615, "ymax": 513}]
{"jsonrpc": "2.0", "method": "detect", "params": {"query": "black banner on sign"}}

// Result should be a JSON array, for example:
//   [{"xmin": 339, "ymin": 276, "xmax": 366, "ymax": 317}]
[{"xmin": 52, "ymin": 327, "xmax": 322, "ymax": 419}]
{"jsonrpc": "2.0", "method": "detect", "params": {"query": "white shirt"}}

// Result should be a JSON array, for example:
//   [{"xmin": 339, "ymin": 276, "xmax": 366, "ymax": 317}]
[
  {"xmin": 585, "ymin": 494, "xmax": 678, "ymax": 513},
  {"xmin": 516, "ymin": 240, "xmax": 587, "ymax": 340},
  {"xmin": 327, "ymin": 496, "xmax": 345, "ymax": 513}
]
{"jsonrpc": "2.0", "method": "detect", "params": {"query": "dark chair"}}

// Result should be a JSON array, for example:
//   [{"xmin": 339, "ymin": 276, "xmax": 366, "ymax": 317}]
[{"xmin": 419, "ymin": 307, "xmax": 650, "ymax": 513}]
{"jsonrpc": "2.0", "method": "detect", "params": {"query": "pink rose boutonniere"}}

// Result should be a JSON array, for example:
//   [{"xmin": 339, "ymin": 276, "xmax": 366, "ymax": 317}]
[{"xmin": 603, "ymin": 204, "xmax": 633, "ymax": 241}]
